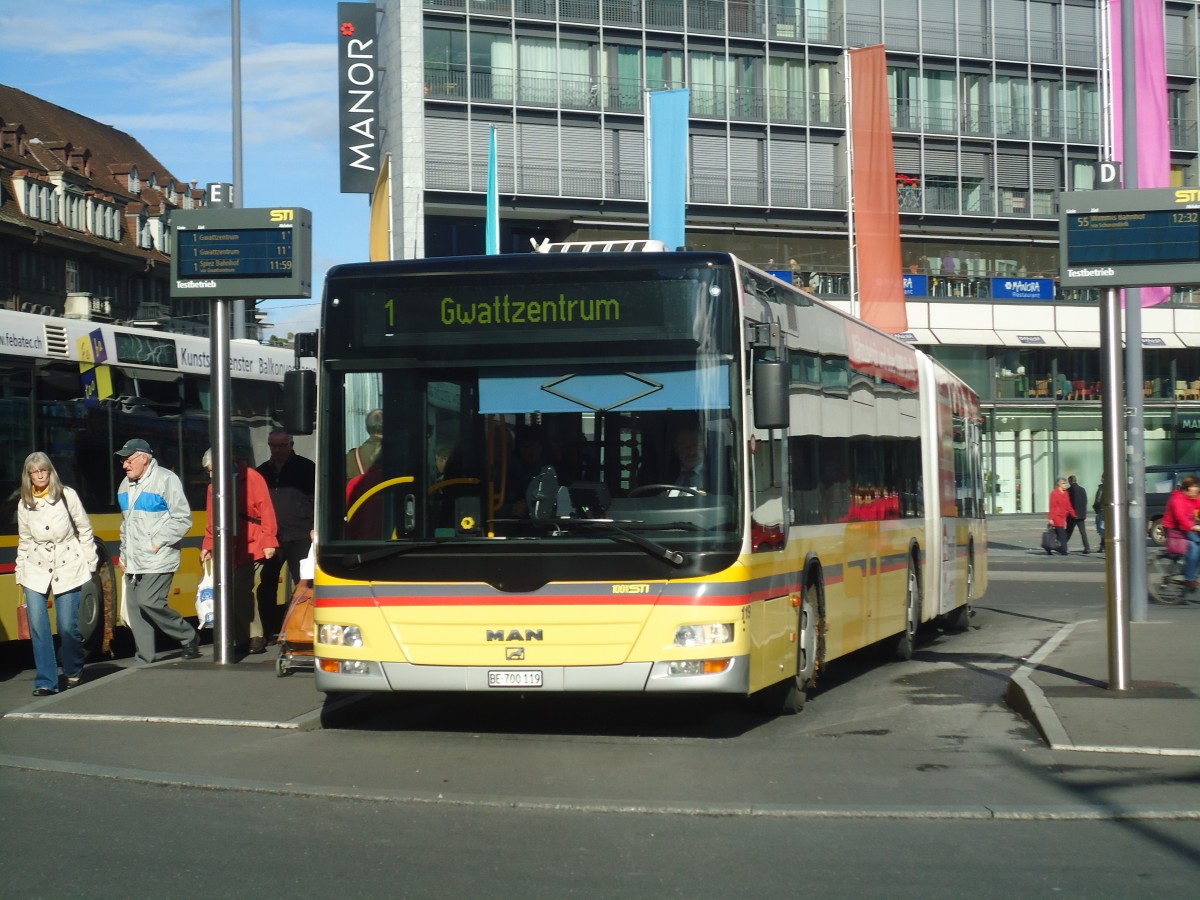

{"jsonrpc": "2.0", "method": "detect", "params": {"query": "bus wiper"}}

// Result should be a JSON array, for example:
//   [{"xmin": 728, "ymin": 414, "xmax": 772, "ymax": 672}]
[
  {"xmin": 555, "ymin": 518, "xmax": 686, "ymax": 566},
  {"xmin": 341, "ymin": 541, "xmax": 447, "ymax": 568}
]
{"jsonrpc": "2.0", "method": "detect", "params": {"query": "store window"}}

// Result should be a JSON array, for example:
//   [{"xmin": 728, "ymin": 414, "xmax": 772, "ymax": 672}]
[
  {"xmin": 927, "ymin": 346, "xmax": 987, "ymax": 399},
  {"xmin": 989, "ymin": 408, "xmax": 1055, "ymax": 514}
]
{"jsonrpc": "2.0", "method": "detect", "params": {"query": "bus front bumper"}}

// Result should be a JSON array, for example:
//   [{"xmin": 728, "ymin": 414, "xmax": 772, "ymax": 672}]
[{"xmin": 314, "ymin": 655, "xmax": 751, "ymax": 695}]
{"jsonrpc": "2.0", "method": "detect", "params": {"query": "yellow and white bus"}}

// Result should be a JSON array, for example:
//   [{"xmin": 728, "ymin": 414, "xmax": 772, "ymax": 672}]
[
  {"xmin": 295, "ymin": 248, "xmax": 986, "ymax": 712},
  {"xmin": 0, "ymin": 308, "xmax": 303, "ymax": 654}
]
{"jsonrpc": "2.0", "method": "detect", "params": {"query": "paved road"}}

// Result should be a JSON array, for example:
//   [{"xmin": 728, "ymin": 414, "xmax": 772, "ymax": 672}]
[
  {"xmin": 3, "ymin": 551, "xmax": 1199, "ymax": 897},
  {"xmin": 2, "ymin": 765, "xmax": 1197, "ymax": 900},
  {"xmin": 2, "ymin": 549, "xmax": 1197, "ymax": 820}
]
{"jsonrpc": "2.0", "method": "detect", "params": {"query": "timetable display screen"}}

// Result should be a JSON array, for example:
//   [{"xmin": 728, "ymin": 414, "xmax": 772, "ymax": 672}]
[
  {"xmin": 1065, "ymin": 210, "xmax": 1200, "ymax": 266},
  {"xmin": 1058, "ymin": 189, "xmax": 1200, "ymax": 288},
  {"xmin": 175, "ymin": 227, "xmax": 295, "ymax": 278},
  {"xmin": 170, "ymin": 208, "xmax": 311, "ymax": 299}
]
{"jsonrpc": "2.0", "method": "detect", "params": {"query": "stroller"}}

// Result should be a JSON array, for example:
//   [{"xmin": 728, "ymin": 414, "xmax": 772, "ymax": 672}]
[{"xmin": 276, "ymin": 579, "xmax": 315, "ymax": 676}]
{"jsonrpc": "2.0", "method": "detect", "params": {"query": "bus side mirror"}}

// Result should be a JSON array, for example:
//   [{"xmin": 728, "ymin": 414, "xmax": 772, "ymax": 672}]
[
  {"xmin": 753, "ymin": 358, "xmax": 788, "ymax": 430},
  {"xmin": 283, "ymin": 369, "xmax": 316, "ymax": 435}
]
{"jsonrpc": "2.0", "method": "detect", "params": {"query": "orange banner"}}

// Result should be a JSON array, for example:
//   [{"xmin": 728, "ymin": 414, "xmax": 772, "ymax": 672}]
[{"xmin": 849, "ymin": 46, "xmax": 907, "ymax": 334}]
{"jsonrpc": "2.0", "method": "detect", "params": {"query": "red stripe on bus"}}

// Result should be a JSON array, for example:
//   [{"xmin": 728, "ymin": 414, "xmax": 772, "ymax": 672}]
[{"xmin": 315, "ymin": 589, "xmax": 806, "ymax": 609}]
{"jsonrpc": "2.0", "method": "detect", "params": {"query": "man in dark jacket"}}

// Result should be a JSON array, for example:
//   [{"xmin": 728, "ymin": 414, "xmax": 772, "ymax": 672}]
[
  {"xmin": 256, "ymin": 430, "xmax": 315, "ymax": 640},
  {"xmin": 1065, "ymin": 475, "xmax": 1092, "ymax": 554}
]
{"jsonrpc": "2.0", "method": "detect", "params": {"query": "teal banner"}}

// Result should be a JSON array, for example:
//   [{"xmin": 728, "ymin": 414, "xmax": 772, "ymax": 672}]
[{"xmin": 649, "ymin": 89, "xmax": 689, "ymax": 252}]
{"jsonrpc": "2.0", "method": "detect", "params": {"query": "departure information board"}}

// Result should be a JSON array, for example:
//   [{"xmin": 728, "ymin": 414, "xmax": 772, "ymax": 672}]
[
  {"xmin": 1060, "ymin": 188, "xmax": 1200, "ymax": 288},
  {"xmin": 170, "ymin": 207, "xmax": 312, "ymax": 299},
  {"xmin": 176, "ymin": 227, "xmax": 295, "ymax": 278}
]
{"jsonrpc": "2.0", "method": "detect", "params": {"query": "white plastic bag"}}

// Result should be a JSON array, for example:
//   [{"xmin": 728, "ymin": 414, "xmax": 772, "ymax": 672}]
[
  {"xmin": 299, "ymin": 542, "xmax": 316, "ymax": 582},
  {"xmin": 195, "ymin": 560, "xmax": 215, "ymax": 628}
]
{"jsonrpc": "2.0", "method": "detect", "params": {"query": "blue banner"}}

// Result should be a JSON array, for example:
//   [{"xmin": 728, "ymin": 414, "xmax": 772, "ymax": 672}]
[
  {"xmin": 486, "ymin": 126, "xmax": 499, "ymax": 255},
  {"xmin": 903, "ymin": 274, "xmax": 928, "ymax": 296},
  {"xmin": 991, "ymin": 277, "xmax": 1054, "ymax": 300},
  {"xmin": 649, "ymin": 89, "xmax": 689, "ymax": 252}
]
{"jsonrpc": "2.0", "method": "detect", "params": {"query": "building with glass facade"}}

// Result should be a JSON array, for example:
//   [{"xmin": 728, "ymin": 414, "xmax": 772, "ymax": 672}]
[{"xmin": 376, "ymin": 0, "xmax": 1200, "ymax": 515}]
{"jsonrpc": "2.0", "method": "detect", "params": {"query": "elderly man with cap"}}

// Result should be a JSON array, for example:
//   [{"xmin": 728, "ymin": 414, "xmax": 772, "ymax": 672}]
[{"xmin": 115, "ymin": 438, "xmax": 200, "ymax": 663}]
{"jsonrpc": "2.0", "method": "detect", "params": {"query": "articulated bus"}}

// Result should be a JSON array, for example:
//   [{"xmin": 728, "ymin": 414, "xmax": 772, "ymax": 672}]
[
  {"xmin": 296, "ymin": 248, "xmax": 987, "ymax": 712},
  {"xmin": 0, "ymin": 308, "xmax": 303, "ymax": 653}
]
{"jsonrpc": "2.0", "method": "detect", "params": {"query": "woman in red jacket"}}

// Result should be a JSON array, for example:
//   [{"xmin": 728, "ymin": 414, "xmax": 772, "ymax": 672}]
[
  {"xmin": 1047, "ymin": 477, "xmax": 1072, "ymax": 555},
  {"xmin": 1162, "ymin": 475, "xmax": 1200, "ymax": 587},
  {"xmin": 199, "ymin": 450, "xmax": 279, "ymax": 654}
]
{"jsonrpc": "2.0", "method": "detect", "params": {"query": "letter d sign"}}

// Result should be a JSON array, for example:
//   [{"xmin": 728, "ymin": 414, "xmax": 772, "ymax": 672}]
[{"xmin": 1095, "ymin": 160, "xmax": 1122, "ymax": 190}]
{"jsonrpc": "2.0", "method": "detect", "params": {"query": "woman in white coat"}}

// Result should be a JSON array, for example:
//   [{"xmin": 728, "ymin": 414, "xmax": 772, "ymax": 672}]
[{"xmin": 15, "ymin": 452, "xmax": 96, "ymax": 695}]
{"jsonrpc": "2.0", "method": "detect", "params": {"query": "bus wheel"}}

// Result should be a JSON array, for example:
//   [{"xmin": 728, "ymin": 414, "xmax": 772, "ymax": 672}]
[
  {"xmin": 796, "ymin": 586, "xmax": 820, "ymax": 691},
  {"xmin": 943, "ymin": 552, "xmax": 974, "ymax": 632},
  {"xmin": 79, "ymin": 541, "xmax": 115, "ymax": 659},
  {"xmin": 892, "ymin": 559, "xmax": 920, "ymax": 661},
  {"xmin": 752, "ymin": 585, "xmax": 821, "ymax": 716}
]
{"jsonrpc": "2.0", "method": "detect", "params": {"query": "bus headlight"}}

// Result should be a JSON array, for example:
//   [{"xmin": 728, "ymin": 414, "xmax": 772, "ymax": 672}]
[
  {"xmin": 318, "ymin": 624, "xmax": 364, "ymax": 647},
  {"xmin": 668, "ymin": 659, "xmax": 733, "ymax": 676},
  {"xmin": 674, "ymin": 623, "xmax": 734, "ymax": 647}
]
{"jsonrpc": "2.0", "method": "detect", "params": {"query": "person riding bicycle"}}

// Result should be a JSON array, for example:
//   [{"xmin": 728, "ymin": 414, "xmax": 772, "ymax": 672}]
[{"xmin": 1162, "ymin": 474, "xmax": 1200, "ymax": 589}]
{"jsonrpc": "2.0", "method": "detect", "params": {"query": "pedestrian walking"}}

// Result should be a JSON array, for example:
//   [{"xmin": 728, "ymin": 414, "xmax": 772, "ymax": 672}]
[
  {"xmin": 200, "ymin": 449, "xmax": 278, "ymax": 655},
  {"xmin": 15, "ymin": 452, "xmax": 97, "ymax": 695},
  {"xmin": 1064, "ymin": 475, "xmax": 1092, "ymax": 553},
  {"xmin": 255, "ymin": 430, "xmax": 314, "ymax": 641},
  {"xmin": 1094, "ymin": 475, "xmax": 1105, "ymax": 551},
  {"xmin": 115, "ymin": 438, "xmax": 200, "ymax": 664},
  {"xmin": 1047, "ymin": 476, "xmax": 1072, "ymax": 555}
]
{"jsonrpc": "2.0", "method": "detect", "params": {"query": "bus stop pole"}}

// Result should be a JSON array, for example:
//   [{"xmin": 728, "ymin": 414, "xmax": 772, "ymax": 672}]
[
  {"xmin": 1120, "ymin": 0, "xmax": 1148, "ymax": 623},
  {"xmin": 1100, "ymin": 286, "xmax": 1131, "ymax": 691},
  {"xmin": 212, "ymin": 297, "xmax": 236, "ymax": 665}
]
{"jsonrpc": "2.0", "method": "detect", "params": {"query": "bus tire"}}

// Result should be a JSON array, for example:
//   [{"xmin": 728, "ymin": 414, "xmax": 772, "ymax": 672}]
[
  {"xmin": 943, "ymin": 549, "xmax": 974, "ymax": 632},
  {"xmin": 79, "ymin": 540, "xmax": 115, "ymax": 658},
  {"xmin": 891, "ymin": 557, "xmax": 921, "ymax": 661},
  {"xmin": 751, "ymin": 581, "xmax": 822, "ymax": 716}
]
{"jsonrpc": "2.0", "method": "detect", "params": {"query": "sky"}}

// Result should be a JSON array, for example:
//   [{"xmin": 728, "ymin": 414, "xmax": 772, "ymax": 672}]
[{"xmin": 0, "ymin": 0, "xmax": 371, "ymax": 338}]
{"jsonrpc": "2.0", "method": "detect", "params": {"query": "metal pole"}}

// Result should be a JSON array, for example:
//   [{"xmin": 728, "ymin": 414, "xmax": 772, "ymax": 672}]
[
  {"xmin": 1121, "ymin": 0, "xmax": 1148, "ymax": 622},
  {"xmin": 1101, "ymin": 286, "xmax": 1132, "ymax": 691},
  {"xmin": 212, "ymin": 298, "xmax": 236, "ymax": 664},
  {"xmin": 231, "ymin": 0, "xmax": 247, "ymax": 340}
]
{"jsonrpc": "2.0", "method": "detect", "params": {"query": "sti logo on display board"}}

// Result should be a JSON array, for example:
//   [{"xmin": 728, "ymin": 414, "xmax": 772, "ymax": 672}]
[
  {"xmin": 170, "ymin": 208, "xmax": 312, "ymax": 299},
  {"xmin": 1059, "ymin": 188, "xmax": 1200, "ymax": 288}
]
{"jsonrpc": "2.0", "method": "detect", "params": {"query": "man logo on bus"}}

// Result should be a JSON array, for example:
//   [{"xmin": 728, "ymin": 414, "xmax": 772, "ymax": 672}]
[{"xmin": 487, "ymin": 629, "xmax": 544, "ymax": 642}]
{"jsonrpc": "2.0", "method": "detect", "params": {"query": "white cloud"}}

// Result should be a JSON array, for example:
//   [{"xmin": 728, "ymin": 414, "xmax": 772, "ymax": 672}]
[{"xmin": 1, "ymin": 0, "xmax": 371, "ymax": 342}]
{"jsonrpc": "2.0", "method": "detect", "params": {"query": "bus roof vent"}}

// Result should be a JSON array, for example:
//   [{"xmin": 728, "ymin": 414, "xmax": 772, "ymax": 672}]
[
  {"xmin": 531, "ymin": 239, "xmax": 670, "ymax": 254},
  {"xmin": 43, "ymin": 323, "xmax": 69, "ymax": 358}
]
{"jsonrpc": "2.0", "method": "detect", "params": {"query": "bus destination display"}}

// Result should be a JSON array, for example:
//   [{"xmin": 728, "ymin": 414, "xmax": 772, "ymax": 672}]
[{"xmin": 175, "ymin": 228, "xmax": 294, "ymax": 278}]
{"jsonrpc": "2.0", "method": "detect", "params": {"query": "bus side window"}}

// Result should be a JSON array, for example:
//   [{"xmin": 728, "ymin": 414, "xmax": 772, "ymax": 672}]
[{"xmin": 751, "ymin": 431, "xmax": 786, "ymax": 552}]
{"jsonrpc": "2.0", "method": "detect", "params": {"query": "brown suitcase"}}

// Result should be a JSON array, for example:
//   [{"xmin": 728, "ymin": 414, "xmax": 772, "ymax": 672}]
[{"xmin": 276, "ymin": 580, "xmax": 315, "ymax": 677}]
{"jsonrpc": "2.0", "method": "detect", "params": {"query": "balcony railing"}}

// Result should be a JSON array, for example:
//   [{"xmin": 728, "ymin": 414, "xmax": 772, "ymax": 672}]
[
  {"xmin": 426, "ymin": 66, "xmax": 644, "ymax": 113},
  {"xmin": 1171, "ymin": 117, "xmax": 1198, "ymax": 150},
  {"xmin": 561, "ymin": 0, "xmax": 600, "ymax": 23},
  {"xmin": 426, "ymin": 66, "xmax": 1105, "ymax": 159},
  {"xmin": 892, "ymin": 98, "xmax": 958, "ymax": 134}
]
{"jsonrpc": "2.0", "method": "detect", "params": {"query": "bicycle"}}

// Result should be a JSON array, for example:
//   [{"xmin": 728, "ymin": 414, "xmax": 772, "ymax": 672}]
[{"xmin": 1149, "ymin": 548, "xmax": 1192, "ymax": 605}]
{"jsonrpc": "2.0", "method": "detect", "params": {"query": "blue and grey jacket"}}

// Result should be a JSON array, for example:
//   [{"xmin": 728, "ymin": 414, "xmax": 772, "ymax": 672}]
[{"xmin": 117, "ymin": 459, "xmax": 193, "ymax": 574}]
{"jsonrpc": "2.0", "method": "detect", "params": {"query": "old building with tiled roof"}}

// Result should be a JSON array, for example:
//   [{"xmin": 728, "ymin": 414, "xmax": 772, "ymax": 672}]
[{"xmin": 0, "ymin": 83, "xmax": 210, "ymax": 334}]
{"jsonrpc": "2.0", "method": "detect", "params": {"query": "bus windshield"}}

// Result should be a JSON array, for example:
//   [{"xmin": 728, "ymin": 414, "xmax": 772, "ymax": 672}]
[{"xmin": 322, "ymin": 258, "xmax": 743, "ymax": 571}]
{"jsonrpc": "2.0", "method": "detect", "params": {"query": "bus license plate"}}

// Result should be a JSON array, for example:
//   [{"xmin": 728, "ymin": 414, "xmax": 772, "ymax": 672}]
[{"xmin": 487, "ymin": 670, "xmax": 543, "ymax": 688}]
